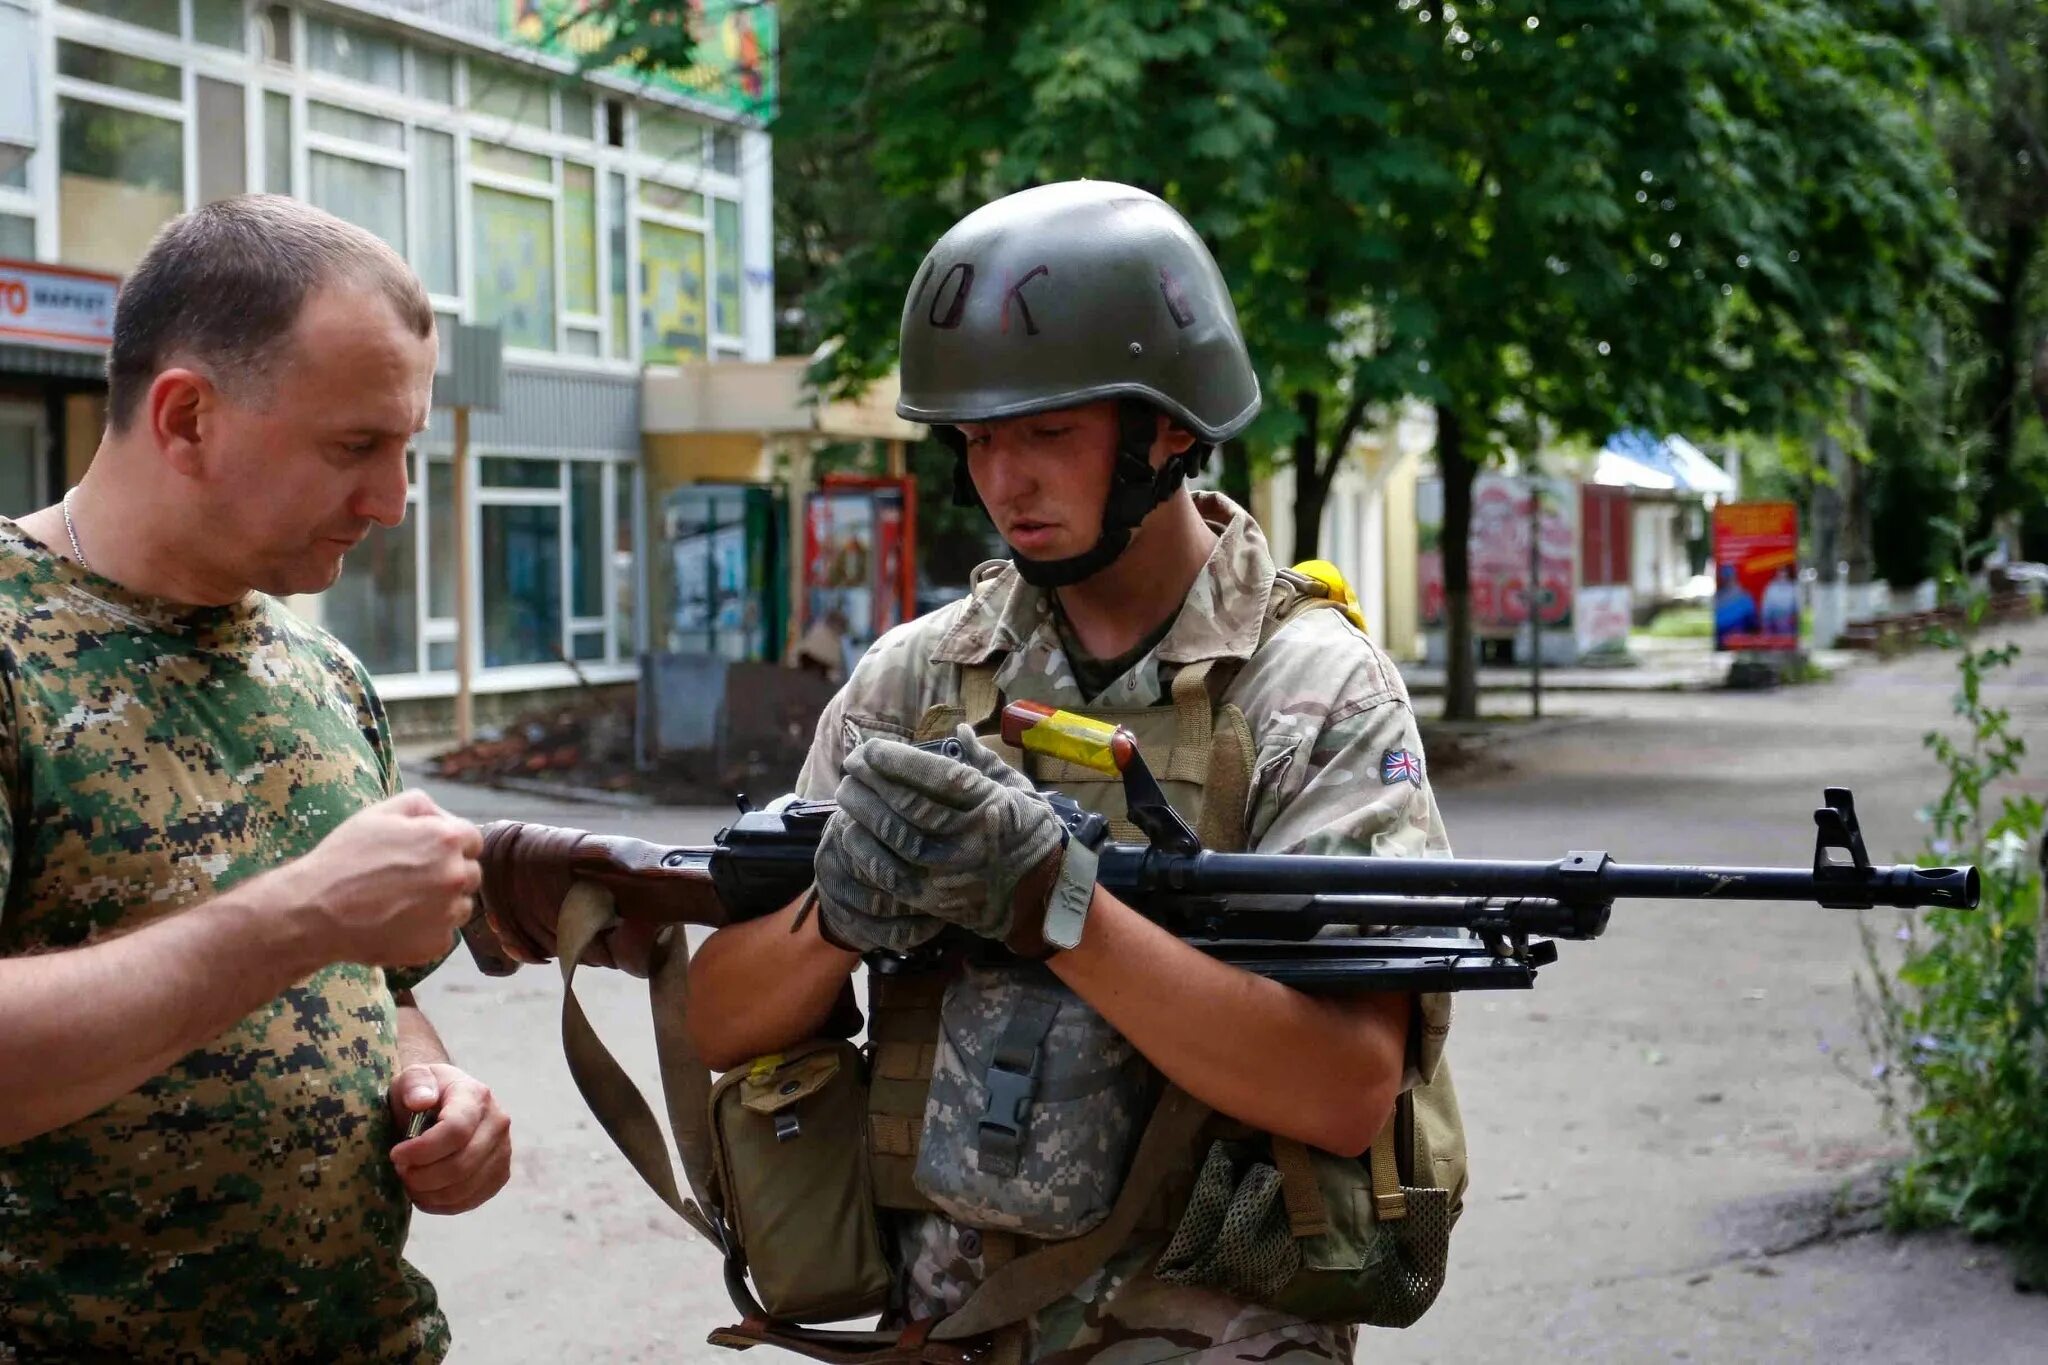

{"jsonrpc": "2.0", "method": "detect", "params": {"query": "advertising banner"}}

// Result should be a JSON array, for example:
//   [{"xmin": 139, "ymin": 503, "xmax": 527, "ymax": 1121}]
[
  {"xmin": 503, "ymin": 0, "xmax": 778, "ymax": 123},
  {"xmin": 0, "ymin": 259, "xmax": 119, "ymax": 351},
  {"xmin": 1712, "ymin": 501, "xmax": 1801, "ymax": 651},
  {"xmin": 1419, "ymin": 475, "xmax": 1576, "ymax": 635}
]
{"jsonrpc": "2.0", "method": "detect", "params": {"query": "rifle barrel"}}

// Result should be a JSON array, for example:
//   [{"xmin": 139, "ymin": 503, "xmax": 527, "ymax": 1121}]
[{"xmin": 1105, "ymin": 849, "xmax": 1978, "ymax": 911}]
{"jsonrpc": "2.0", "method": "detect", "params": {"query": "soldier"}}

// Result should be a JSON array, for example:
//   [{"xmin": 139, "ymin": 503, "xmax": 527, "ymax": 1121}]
[
  {"xmin": 0, "ymin": 197, "xmax": 508, "ymax": 1362},
  {"xmin": 685, "ymin": 181, "xmax": 1454, "ymax": 1364}
]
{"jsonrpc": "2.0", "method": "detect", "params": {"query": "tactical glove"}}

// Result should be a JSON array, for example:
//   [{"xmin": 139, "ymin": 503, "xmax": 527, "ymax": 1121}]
[
  {"xmin": 832, "ymin": 725, "xmax": 1068, "ymax": 953},
  {"xmin": 812, "ymin": 805, "xmax": 950, "ymax": 954}
]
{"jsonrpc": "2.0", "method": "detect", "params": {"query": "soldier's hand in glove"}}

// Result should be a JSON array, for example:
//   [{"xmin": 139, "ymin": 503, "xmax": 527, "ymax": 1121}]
[
  {"xmin": 831, "ymin": 725, "xmax": 1068, "ymax": 954},
  {"xmin": 812, "ymin": 805, "xmax": 950, "ymax": 954}
]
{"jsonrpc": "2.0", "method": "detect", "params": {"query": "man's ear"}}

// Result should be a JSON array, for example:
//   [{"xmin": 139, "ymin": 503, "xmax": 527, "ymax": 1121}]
[
  {"xmin": 1152, "ymin": 415, "xmax": 1196, "ymax": 466},
  {"xmin": 148, "ymin": 367, "xmax": 219, "ymax": 478}
]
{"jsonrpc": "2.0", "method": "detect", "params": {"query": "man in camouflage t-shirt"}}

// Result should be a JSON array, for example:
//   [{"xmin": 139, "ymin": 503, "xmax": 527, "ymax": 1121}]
[
  {"xmin": 0, "ymin": 198, "xmax": 510, "ymax": 1362},
  {"xmin": 682, "ymin": 182, "xmax": 1452, "ymax": 1362}
]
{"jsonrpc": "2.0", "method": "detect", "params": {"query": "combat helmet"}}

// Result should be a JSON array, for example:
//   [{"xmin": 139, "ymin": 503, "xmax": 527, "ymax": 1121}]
[{"xmin": 896, "ymin": 181, "xmax": 1259, "ymax": 586}]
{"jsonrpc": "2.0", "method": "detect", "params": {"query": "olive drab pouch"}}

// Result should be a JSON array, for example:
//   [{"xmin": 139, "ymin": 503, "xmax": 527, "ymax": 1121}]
[
  {"xmin": 706, "ymin": 1039, "xmax": 893, "ymax": 1322},
  {"xmin": 1155, "ymin": 1061, "xmax": 1467, "ymax": 1329},
  {"xmin": 912, "ymin": 961, "xmax": 1155, "ymax": 1239}
]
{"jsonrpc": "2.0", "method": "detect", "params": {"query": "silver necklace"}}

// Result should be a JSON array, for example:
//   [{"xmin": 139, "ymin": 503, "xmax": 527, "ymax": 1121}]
[{"xmin": 61, "ymin": 488, "xmax": 89, "ymax": 571}]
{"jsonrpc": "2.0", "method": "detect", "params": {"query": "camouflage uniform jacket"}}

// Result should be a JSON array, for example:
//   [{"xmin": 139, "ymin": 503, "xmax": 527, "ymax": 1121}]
[
  {"xmin": 0, "ymin": 524, "xmax": 448, "ymax": 1364},
  {"xmin": 795, "ymin": 493, "xmax": 1454, "ymax": 1365}
]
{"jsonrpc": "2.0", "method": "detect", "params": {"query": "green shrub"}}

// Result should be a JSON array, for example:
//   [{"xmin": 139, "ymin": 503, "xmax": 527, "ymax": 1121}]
[{"xmin": 1857, "ymin": 586, "xmax": 2047, "ymax": 1278}]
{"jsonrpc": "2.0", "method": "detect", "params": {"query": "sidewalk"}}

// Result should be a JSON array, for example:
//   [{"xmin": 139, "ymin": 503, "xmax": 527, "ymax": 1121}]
[{"xmin": 1401, "ymin": 634, "xmax": 1863, "ymax": 694}]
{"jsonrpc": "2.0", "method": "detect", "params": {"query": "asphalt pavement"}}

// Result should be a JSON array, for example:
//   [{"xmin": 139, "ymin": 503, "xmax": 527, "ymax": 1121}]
[{"xmin": 402, "ymin": 616, "xmax": 2048, "ymax": 1364}]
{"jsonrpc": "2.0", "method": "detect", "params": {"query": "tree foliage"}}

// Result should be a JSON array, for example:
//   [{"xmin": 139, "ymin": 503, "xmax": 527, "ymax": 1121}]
[{"xmin": 608, "ymin": 0, "xmax": 1966, "ymax": 715}]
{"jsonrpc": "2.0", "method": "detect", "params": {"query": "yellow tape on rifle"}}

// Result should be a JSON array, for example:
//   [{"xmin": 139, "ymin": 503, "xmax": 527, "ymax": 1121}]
[{"xmin": 1016, "ymin": 708, "xmax": 1124, "ymax": 775}]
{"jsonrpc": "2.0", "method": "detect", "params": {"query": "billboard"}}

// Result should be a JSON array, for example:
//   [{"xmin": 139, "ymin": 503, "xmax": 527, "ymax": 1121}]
[
  {"xmin": 1712, "ymin": 501, "xmax": 1801, "ymax": 651},
  {"xmin": 503, "ymin": 0, "xmax": 778, "ymax": 123},
  {"xmin": 1419, "ymin": 475, "xmax": 1576, "ymax": 635}
]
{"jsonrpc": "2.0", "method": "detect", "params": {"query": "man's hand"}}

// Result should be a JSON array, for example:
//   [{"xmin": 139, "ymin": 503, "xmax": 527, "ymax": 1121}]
[
  {"xmin": 280, "ymin": 791, "xmax": 482, "ymax": 968},
  {"xmin": 830, "ymin": 726, "xmax": 1066, "ymax": 947},
  {"xmin": 388, "ymin": 1062, "xmax": 512, "ymax": 1215},
  {"xmin": 814, "ymin": 806, "xmax": 950, "ymax": 953}
]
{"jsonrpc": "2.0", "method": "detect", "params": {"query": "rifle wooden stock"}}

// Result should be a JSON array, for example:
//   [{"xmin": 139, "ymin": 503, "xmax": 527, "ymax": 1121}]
[{"xmin": 466, "ymin": 819, "xmax": 759, "ymax": 976}]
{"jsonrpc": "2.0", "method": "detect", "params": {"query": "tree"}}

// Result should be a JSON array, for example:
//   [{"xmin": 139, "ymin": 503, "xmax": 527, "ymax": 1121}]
[
  {"xmin": 603, "ymin": 0, "xmax": 1960, "ymax": 717},
  {"xmin": 1936, "ymin": 0, "xmax": 2048, "ymax": 553}
]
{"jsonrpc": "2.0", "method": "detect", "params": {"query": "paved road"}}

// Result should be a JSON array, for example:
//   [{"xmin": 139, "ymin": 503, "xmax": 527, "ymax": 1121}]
[{"xmin": 403, "ymin": 619, "xmax": 2048, "ymax": 1363}]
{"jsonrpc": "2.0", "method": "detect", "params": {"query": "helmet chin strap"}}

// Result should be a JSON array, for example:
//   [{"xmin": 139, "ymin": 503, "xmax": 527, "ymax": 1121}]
[{"xmin": 947, "ymin": 400, "xmax": 1208, "ymax": 590}]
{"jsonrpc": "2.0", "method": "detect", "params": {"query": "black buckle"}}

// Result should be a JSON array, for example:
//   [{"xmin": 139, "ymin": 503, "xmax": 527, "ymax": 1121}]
[{"xmin": 979, "ymin": 1055, "xmax": 1038, "ymax": 1143}]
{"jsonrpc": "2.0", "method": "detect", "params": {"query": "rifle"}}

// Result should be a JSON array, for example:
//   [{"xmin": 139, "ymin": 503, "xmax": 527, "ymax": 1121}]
[{"xmin": 464, "ymin": 699, "xmax": 1979, "ymax": 989}]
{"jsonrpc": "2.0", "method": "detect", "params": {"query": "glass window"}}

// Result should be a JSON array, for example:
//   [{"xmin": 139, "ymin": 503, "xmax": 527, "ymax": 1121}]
[
  {"xmin": 328, "ymin": 520, "xmax": 419, "ymax": 674},
  {"xmin": 309, "ymin": 101, "xmax": 405, "ymax": 150},
  {"xmin": 428, "ymin": 639, "xmax": 457, "ymax": 672},
  {"xmin": 2, "ymin": 158, "xmax": 25, "ymax": 192},
  {"xmin": 639, "ymin": 181, "xmax": 703, "ymax": 218},
  {"xmin": 0, "ymin": 215, "xmax": 32, "ymax": 257},
  {"xmin": 307, "ymin": 16, "xmax": 405, "ymax": 91},
  {"xmin": 482, "ymin": 504, "xmax": 563, "ymax": 667},
  {"xmin": 434, "ymin": 310, "xmax": 458, "ymax": 370},
  {"xmin": 263, "ymin": 91, "xmax": 292, "ymax": 193},
  {"xmin": 639, "ymin": 112, "xmax": 702, "ymax": 167},
  {"xmin": 639, "ymin": 221, "xmax": 706, "ymax": 363},
  {"xmin": 470, "ymin": 140, "xmax": 551, "ymax": 183},
  {"xmin": 428, "ymin": 458, "xmax": 456, "ymax": 618},
  {"xmin": 58, "ymin": 42, "xmax": 181, "ymax": 100},
  {"xmin": 614, "ymin": 462, "xmax": 638, "ymax": 653},
  {"xmin": 563, "ymin": 163, "xmax": 597, "ymax": 315},
  {"xmin": 59, "ymin": 0, "xmax": 176, "ymax": 36},
  {"xmin": 310, "ymin": 152, "xmax": 405, "ymax": 255},
  {"xmin": 414, "ymin": 49, "xmax": 455, "ymax": 104},
  {"xmin": 262, "ymin": 4, "xmax": 292, "ymax": 65},
  {"xmin": 473, "ymin": 66, "xmax": 552, "ymax": 131},
  {"xmin": 564, "ymin": 327, "xmax": 601, "ymax": 357},
  {"xmin": 713, "ymin": 199, "xmax": 741, "ymax": 338},
  {"xmin": 561, "ymin": 88, "xmax": 595, "ymax": 141},
  {"xmin": 608, "ymin": 171, "xmax": 629, "ymax": 357},
  {"xmin": 473, "ymin": 186, "xmax": 555, "ymax": 350},
  {"xmin": 196, "ymin": 77, "xmax": 247, "ymax": 205},
  {"xmin": 571, "ymin": 631, "xmax": 605, "ymax": 662},
  {"xmin": 711, "ymin": 129, "xmax": 739, "ymax": 175},
  {"xmin": 193, "ymin": 0, "xmax": 246, "ymax": 50},
  {"xmin": 414, "ymin": 129, "xmax": 457, "ymax": 296},
  {"xmin": 571, "ymin": 461, "xmax": 603, "ymax": 617},
  {"xmin": 482, "ymin": 457, "xmax": 560, "ymax": 488},
  {"xmin": 59, "ymin": 99, "xmax": 183, "ymax": 275}
]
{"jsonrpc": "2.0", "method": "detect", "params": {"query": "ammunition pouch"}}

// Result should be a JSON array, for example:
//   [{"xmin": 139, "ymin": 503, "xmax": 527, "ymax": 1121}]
[
  {"xmin": 1156, "ymin": 1066, "xmax": 1466, "ymax": 1328},
  {"xmin": 707, "ymin": 1039, "xmax": 893, "ymax": 1322},
  {"xmin": 912, "ymin": 962, "xmax": 1155, "ymax": 1239}
]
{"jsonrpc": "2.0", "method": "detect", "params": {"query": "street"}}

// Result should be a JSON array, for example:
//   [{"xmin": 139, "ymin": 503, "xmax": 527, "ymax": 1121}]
[{"xmin": 404, "ymin": 620, "xmax": 2048, "ymax": 1364}]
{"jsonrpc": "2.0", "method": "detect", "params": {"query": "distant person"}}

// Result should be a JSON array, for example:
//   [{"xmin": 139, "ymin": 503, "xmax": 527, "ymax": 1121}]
[
  {"xmin": 0, "ymin": 196, "xmax": 510, "ymax": 1362},
  {"xmin": 788, "ymin": 606, "xmax": 851, "ymax": 682}
]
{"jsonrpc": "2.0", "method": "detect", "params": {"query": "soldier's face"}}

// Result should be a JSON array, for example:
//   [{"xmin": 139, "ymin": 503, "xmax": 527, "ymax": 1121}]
[
  {"xmin": 960, "ymin": 403, "xmax": 1195, "ymax": 562},
  {"xmin": 204, "ymin": 287, "xmax": 435, "ymax": 596}
]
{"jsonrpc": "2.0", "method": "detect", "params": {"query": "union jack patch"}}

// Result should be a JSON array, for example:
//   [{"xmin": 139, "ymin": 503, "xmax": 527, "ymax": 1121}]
[{"xmin": 1380, "ymin": 748, "xmax": 1424, "ymax": 787}]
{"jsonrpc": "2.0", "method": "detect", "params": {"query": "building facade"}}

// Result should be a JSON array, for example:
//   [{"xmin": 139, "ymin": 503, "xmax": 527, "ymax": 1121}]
[{"xmin": 0, "ymin": 0, "xmax": 776, "ymax": 714}]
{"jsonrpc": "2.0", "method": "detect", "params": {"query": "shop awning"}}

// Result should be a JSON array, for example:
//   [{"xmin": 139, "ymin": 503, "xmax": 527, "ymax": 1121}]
[{"xmin": 1595, "ymin": 428, "xmax": 1737, "ymax": 496}]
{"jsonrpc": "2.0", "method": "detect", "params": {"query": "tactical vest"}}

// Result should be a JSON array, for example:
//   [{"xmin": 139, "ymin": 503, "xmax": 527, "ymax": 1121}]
[{"xmin": 863, "ymin": 569, "xmax": 1468, "ymax": 1333}]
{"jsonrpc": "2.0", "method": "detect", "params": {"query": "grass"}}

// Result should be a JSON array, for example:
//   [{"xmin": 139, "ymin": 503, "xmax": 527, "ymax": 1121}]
[{"xmin": 1639, "ymin": 605, "xmax": 1713, "ymax": 639}]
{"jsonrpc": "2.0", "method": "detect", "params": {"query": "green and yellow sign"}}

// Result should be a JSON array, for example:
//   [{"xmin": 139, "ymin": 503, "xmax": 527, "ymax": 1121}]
[{"xmin": 503, "ymin": 1, "xmax": 778, "ymax": 124}]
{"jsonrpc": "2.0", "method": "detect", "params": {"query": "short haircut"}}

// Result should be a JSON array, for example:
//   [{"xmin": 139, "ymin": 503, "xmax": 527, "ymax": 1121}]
[{"xmin": 106, "ymin": 194, "xmax": 435, "ymax": 430}]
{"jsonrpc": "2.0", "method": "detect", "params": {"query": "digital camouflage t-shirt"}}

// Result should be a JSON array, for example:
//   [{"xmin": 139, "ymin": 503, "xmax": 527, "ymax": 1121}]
[{"xmin": 0, "ymin": 522, "xmax": 448, "ymax": 1363}]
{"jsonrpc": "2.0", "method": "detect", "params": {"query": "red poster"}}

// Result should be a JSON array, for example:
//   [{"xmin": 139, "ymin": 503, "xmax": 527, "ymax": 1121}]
[{"xmin": 1712, "ymin": 501, "xmax": 1800, "ymax": 651}]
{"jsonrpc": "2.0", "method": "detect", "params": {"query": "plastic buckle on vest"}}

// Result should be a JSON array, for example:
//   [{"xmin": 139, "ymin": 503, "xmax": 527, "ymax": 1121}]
[{"xmin": 976, "ymin": 1053, "xmax": 1039, "ymax": 1173}]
